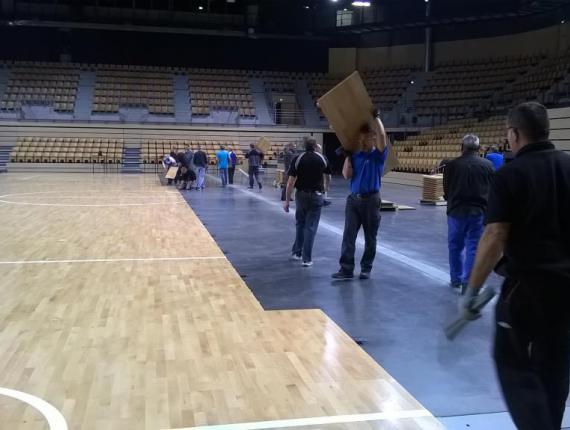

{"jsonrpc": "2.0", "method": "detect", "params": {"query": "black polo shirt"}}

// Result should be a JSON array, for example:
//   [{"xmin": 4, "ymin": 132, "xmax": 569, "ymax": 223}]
[
  {"xmin": 287, "ymin": 150, "xmax": 331, "ymax": 192},
  {"xmin": 486, "ymin": 141, "xmax": 570, "ymax": 282},
  {"xmin": 443, "ymin": 153, "xmax": 495, "ymax": 217}
]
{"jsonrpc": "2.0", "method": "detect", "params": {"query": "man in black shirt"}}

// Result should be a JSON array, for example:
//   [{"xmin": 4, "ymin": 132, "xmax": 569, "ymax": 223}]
[
  {"xmin": 283, "ymin": 137, "xmax": 331, "ymax": 267},
  {"xmin": 463, "ymin": 102, "xmax": 570, "ymax": 430},
  {"xmin": 245, "ymin": 144, "xmax": 264, "ymax": 190},
  {"xmin": 443, "ymin": 134, "xmax": 494, "ymax": 293}
]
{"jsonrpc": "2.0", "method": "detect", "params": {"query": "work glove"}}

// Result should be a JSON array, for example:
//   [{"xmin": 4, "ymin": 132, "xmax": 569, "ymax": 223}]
[{"xmin": 460, "ymin": 287, "xmax": 482, "ymax": 321}]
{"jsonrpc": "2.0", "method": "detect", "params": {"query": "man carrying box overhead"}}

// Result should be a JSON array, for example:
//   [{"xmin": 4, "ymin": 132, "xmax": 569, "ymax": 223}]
[{"xmin": 332, "ymin": 110, "xmax": 388, "ymax": 281}]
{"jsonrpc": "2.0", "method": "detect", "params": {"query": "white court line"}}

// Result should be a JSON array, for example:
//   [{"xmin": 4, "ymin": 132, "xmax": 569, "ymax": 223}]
[
  {"xmin": 205, "ymin": 175, "xmax": 449, "ymax": 283},
  {"xmin": 0, "ymin": 387, "xmax": 68, "ymax": 430},
  {"xmin": 0, "ymin": 256, "xmax": 227, "ymax": 265},
  {"xmin": 165, "ymin": 409, "xmax": 432, "ymax": 430}
]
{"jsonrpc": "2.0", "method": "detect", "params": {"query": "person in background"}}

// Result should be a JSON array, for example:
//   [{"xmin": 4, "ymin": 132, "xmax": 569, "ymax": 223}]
[
  {"xmin": 175, "ymin": 150, "xmax": 186, "ymax": 185},
  {"xmin": 281, "ymin": 143, "xmax": 297, "ymax": 201},
  {"xmin": 245, "ymin": 143, "xmax": 264, "ymax": 190},
  {"xmin": 463, "ymin": 102, "xmax": 570, "ymax": 430},
  {"xmin": 162, "ymin": 151, "xmax": 177, "ymax": 185},
  {"xmin": 283, "ymin": 137, "xmax": 331, "ymax": 267},
  {"xmin": 228, "ymin": 148, "xmax": 237, "ymax": 185},
  {"xmin": 443, "ymin": 134, "xmax": 494, "ymax": 293},
  {"xmin": 216, "ymin": 145, "xmax": 230, "ymax": 187},
  {"xmin": 193, "ymin": 144, "xmax": 208, "ymax": 190},
  {"xmin": 179, "ymin": 147, "xmax": 195, "ymax": 191},
  {"xmin": 485, "ymin": 145, "xmax": 505, "ymax": 170},
  {"xmin": 331, "ymin": 112, "xmax": 388, "ymax": 281}
]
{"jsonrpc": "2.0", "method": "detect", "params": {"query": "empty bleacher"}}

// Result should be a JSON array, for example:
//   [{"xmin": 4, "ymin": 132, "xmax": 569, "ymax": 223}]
[
  {"xmin": 394, "ymin": 116, "xmax": 506, "ymax": 173},
  {"xmin": 415, "ymin": 56, "xmax": 542, "ymax": 118},
  {"xmin": 188, "ymin": 70, "xmax": 256, "ymax": 119},
  {"xmin": 362, "ymin": 65, "xmax": 418, "ymax": 112},
  {"xmin": 93, "ymin": 69, "xmax": 174, "ymax": 115},
  {"xmin": 10, "ymin": 137, "xmax": 124, "ymax": 164},
  {"xmin": 0, "ymin": 62, "xmax": 79, "ymax": 113}
]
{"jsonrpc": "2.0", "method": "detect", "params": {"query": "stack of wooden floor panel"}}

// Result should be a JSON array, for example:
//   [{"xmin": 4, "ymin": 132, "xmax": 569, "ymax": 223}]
[{"xmin": 421, "ymin": 174, "xmax": 445, "ymax": 204}]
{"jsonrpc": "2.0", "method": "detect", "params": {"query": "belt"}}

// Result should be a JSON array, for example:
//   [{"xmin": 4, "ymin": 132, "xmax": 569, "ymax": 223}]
[
  {"xmin": 298, "ymin": 189, "xmax": 322, "ymax": 194},
  {"xmin": 351, "ymin": 191, "xmax": 379, "ymax": 199}
]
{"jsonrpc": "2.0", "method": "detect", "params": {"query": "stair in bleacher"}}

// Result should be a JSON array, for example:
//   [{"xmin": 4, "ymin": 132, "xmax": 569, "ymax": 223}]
[
  {"xmin": 295, "ymin": 80, "xmax": 321, "ymax": 127},
  {"xmin": 174, "ymin": 74, "xmax": 191, "ymax": 123},
  {"xmin": 121, "ymin": 147, "xmax": 142, "ymax": 174},
  {"xmin": 249, "ymin": 78, "xmax": 273, "ymax": 126},
  {"xmin": 75, "ymin": 71, "xmax": 96, "ymax": 120},
  {"xmin": 0, "ymin": 146, "xmax": 13, "ymax": 173}
]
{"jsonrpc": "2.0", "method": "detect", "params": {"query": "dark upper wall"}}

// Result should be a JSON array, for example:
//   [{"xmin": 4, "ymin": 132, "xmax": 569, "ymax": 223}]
[{"xmin": 0, "ymin": 27, "xmax": 329, "ymax": 72}]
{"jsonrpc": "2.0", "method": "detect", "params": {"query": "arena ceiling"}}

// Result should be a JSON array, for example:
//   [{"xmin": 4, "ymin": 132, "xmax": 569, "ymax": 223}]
[{"xmin": 0, "ymin": 0, "xmax": 568, "ymax": 39}]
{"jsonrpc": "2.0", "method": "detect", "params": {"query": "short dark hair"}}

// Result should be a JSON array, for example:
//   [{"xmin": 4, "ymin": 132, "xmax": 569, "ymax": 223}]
[
  {"xmin": 250, "ymin": 143, "xmax": 255, "ymax": 149},
  {"xmin": 304, "ymin": 137, "xmax": 317, "ymax": 151},
  {"xmin": 507, "ymin": 102, "xmax": 550, "ymax": 142}
]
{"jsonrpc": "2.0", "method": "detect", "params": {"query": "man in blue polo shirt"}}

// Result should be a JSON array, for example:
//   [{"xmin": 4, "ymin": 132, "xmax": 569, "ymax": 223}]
[
  {"xmin": 332, "ymin": 112, "xmax": 388, "ymax": 280},
  {"xmin": 216, "ymin": 145, "xmax": 230, "ymax": 187},
  {"xmin": 485, "ymin": 145, "xmax": 505, "ymax": 170}
]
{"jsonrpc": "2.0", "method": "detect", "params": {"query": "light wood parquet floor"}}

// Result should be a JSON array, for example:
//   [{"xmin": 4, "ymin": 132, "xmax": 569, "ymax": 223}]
[{"xmin": 0, "ymin": 173, "xmax": 443, "ymax": 430}]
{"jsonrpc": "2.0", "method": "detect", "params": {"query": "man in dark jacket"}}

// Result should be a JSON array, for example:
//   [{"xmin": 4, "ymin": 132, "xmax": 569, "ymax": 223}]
[
  {"xmin": 463, "ymin": 102, "xmax": 570, "ymax": 430},
  {"xmin": 443, "ymin": 134, "xmax": 494, "ymax": 293},
  {"xmin": 193, "ymin": 144, "xmax": 208, "ymax": 190},
  {"xmin": 245, "ymin": 144, "xmax": 264, "ymax": 190}
]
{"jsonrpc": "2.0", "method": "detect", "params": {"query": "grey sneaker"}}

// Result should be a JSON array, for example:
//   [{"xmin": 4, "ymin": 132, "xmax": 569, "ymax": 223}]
[
  {"xmin": 359, "ymin": 272, "xmax": 371, "ymax": 280},
  {"xmin": 302, "ymin": 261, "xmax": 313, "ymax": 267},
  {"xmin": 291, "ymin": 254, "xmax": 302, "ymax": 261}
]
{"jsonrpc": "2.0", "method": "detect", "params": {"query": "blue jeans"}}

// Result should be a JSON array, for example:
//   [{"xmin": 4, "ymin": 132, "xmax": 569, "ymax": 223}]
[
  {"xmin": 196, "ymin": 167, "xmax": 206, "ymax": 189},
  {"xmin": 292, "ymin": 191, "xmax": 324, "ymax": 262},
  {"xmin": 447, "ymin": 214, "xmax": 485, "ymax": 285},
  {"xmin": 219, "ymin": 168, "xmax": 228, "ymax": 187}
]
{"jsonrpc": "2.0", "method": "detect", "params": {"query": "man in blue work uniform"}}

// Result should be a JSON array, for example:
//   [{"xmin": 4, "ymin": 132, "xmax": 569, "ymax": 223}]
[
  {"xmin": 463, "ymin": 102, "xmax": 570, "ymax": 430},
  {"xmin": 485, "ymin": 145, "xmax": 505, "ymax": 170},
  {"xmin": 443, "ymin": 134, "xmax": 494, "ymax": 293},
  {"xmin": 332, "ymin": 112, "xmax": 388, "ymax": 280}
]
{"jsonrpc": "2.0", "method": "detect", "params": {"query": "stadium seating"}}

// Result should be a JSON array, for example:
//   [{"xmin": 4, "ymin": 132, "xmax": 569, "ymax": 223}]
[
  {"xmin": 93, "ymin": 70, "xmax": 174, "ymax": 114},
  {"xmin": 0, "ymin": 62, "xmax": 78, "ymax": 112},
  {"xmin": 394, "ymin": 116, "xmax": 506, "ymax": 173},
  {"xmin": 497, "ymin": 50, "xmax": 570, "ymax": 107},
  {"xmin": 10, "ymin": 137, "xmax": 124, "ymax": 163},
  {"xmin": 362, "ymin": 66, "xmax": 418, "ymax": 112},
  {"xmin": 188, "ymin": 73, "xmax": 256, "ymax": 118},
  {"xmin": 415, "ymin": 56, "xmax": 542, "ymax": 118}
]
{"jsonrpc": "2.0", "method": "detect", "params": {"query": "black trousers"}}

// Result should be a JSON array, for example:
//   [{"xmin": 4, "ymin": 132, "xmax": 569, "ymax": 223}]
[
  {"xmin": 494, "ymin": 277, "xmax": 570, "ymax": 430},
  {"xmin": 291, "ymin": 191, "xmax": 323, "ymax": 262},
  {"xmin": 249, "ymin": 166, "xmax": 261, "ymax": 187},
  {"xmin": 339, "ymin": 193, "xmax": 381, "ymax": 274},
  {"xmin": 228, "ymin": 166, "xmax": 235, "ymax": 184}
]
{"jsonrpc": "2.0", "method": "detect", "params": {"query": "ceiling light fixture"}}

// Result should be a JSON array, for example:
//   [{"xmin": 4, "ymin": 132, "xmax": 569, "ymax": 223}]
[
  {"xmin": 198, "ymin": 5, "xmax": 204, "ymax": 10},
  {"xmin": 352, "ymin": 1, "xmax": 371, "ymax": 6}
]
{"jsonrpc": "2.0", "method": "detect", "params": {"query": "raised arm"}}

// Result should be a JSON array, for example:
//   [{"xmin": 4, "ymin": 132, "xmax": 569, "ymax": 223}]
[
  {"xmin": 342, "ymin": 156, "xmax": 353, "ymax": 180},
  {"xmin": 373, "ymin": 115, "xmax": 387, "ymax": 153}
]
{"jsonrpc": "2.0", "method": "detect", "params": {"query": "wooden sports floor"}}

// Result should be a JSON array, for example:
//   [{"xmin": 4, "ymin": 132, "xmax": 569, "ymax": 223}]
[{"xmin": 0, "ymin": 173, "xmax": 443, "ymax": 430}]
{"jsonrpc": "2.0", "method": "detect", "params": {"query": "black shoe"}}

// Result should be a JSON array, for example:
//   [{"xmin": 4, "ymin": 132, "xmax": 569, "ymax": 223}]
[
  {"xmin": 359, "ymin": 272, "xmax": 371, "ymax": 280},
  {"xmin": 258, "ymin": 183, "xmax": 262, "ymax": 190},
  {"xmin": 332, "ymin": 271, "xmax": 354, "ymax": 280}
]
